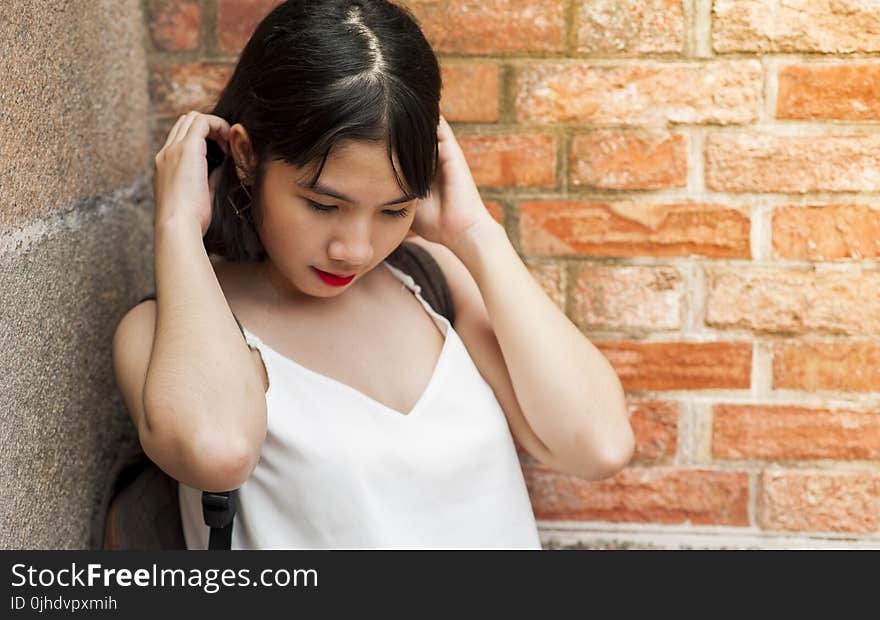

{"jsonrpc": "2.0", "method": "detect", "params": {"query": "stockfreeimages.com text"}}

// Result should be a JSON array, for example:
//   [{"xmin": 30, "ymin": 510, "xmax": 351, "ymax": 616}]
[{"xmin": 10, "ymin": 563, "xmax": 318, "ymax": 594}]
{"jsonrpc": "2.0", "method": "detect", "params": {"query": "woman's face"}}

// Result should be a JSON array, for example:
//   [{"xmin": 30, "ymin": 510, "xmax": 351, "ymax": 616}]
[{"xmin": 254, "ymin": 139, "xmax": 417, "ymax": 302}]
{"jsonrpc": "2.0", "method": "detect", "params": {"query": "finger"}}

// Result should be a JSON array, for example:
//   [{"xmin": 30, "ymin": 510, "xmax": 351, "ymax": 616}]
[
  {"xmin": 162, "ymin": 114, "xmax": 187, "ymax": 150},
  {"xmin": 200, "ymin": 114, "xmax": 232, "ymax": 153},
  {"xmin": 183, "ymin": 113, "xmax": 231, "ymax": 154},
  {"xmin": 437, "ymin": 115, "xmax": 455, "ymax": 143},
  {"xmin": 174, "ymin": 111, "xmax": 198, "ymax": 143}
]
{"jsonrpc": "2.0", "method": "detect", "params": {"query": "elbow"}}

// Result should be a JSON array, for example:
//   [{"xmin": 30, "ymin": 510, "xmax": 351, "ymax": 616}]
[
  {"xmin": 140, "ymin": 397, "xmax": 263, "ymax": 492},
  {"xmin": 184, "ymin": 435, "xmax": 260, "ymax": 492},
  {"xmin": 569, "ymin": 418, "xmax": 636, "ymax": 481},
  {"xmin": 593, "ymin": 427, "xmax": 635, "ymax": 480}
]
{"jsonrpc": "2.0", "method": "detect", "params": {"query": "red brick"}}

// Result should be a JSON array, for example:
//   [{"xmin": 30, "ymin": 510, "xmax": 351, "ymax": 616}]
[
  {"xmin": 570, "ymin": 132, "xmax": 687, "ymax": 190},
  {"xmin": 574, "ymin": 266, "xmax": 682, "ymax": 331},
  {"xmin": 595, "ymin": 342, "xmax": 752, "ymax": 391},
  {"xmin": 773, "ymin": 341, "xmax": 880, "ymax": 392},
  {"xmin": 576, "ymin": 0, "xmax": 684, "ymax": 55},
  {"xmin": 524, "ymin": 464, "xmax": 749, "ymax": 525},
  {"xmin": 706, "ymin": 133, "xmax": 880, "ymax": 193},
  {"xmin": 773, "ymin": 204, "xmax": 880, "ymax": 260},
  {"xmin": 459, "ymin": 135, "xmax": 556, "ymax": 187},
  {"xmin": 440, "ymin": 64, "xmax": 499, "ymax": 123},
  {"xmin": 217, "ymin": 0, "xmax": 282, "ymax": 53},
  {"xmin": 484, "ymin": 200, "xmax": 503, "ymax": 225},
  {"xmin": 150, "ymin": 62, "xmax": 233, "ymax": 116},
  {"xmin": 148, "ymin": 0, "xmax": 200, "ymax": 51},
  {"xmin": 525, "ymin": 261, "xmax": 565, "ymax": 310},
  {"xmin": 629, "ymin": 401, "xmax": 679, "ymax": 464},
  {"xmin": 519, "ymin": 201, "xmax": 750, "ymax": 258},
  {"xmin": 516, "ymin": 61, "xmax": 761, "ymax": 124},
  {"xmin": 713, "ymin": 404, "xmax": 880, "ymax": 461},
  {"xmin": 714, "ymin": 0, "xmax": 880, "ymax": 53},
  {"xmin": 778, "ymin": 64, "xmax": 880, "ymax": 121},
  {"xmin": 758, "ymin": 469, "xmax": 880, "ymax": 533},
  {"xmin": 705, "ymin": 268, "xmax": 880, "ymax": 336},
  {"xmin": 405, "ymin": 0, "xmax": 564, "ymax": 54}
]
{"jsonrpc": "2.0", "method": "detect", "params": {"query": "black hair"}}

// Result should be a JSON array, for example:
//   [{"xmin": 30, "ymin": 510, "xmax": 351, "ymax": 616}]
[{"xmin": 203, "ymin": 0, "xmax": 442, "ymax": 261}]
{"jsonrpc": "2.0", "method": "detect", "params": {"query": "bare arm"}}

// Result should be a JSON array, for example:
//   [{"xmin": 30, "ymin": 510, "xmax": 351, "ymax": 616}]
[
  {"xmin": 143, "ymin": 215, "xmax": 266, "ymax": 489},
  {"xmin": 112, "ymin": 111, "xmax": 266, "ymax": 492}
]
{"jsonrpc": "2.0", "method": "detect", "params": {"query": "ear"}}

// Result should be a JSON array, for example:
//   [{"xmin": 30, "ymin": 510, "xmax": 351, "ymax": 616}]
[{"xmin": 228, "ymin": 123, "xmax": 258, "ymax": 184}]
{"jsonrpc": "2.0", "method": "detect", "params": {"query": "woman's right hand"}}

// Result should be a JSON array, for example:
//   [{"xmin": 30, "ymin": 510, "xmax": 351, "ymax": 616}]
[{"xmin": 153, "ymin": 111, "xmax": 231, "ymax": 236}]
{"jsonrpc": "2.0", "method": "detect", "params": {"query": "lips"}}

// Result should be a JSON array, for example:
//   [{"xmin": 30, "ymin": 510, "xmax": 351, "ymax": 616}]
[{"xmin": 312, "ymin": 267, "xmax": 355, "ymax": 286}]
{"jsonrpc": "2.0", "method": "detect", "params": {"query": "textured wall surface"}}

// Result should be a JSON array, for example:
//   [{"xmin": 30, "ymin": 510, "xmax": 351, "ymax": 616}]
[
  {"xmin": 1, "ymin": 1, "xmax": 152, "ymax": 548},
  {"xmin": 142, "ymin": 0, "xmax": 880, "ymax": 549}
]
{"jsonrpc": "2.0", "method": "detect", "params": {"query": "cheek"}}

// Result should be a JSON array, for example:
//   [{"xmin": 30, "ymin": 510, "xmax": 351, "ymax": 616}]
[{"xmin": 256, "ymin": 204, "xmax": 314, "ymax": 253}]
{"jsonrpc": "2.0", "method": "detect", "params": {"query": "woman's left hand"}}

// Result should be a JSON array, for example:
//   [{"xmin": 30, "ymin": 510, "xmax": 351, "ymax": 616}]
[{"xmin": 410, "ymin": 115, "xmax": 497, "ymax": 249}]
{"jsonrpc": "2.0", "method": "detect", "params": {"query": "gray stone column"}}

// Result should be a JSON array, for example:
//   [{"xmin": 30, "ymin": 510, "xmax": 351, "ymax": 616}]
[{"xmin": 1, "ymin": 1, "xmax": 153, "ymax": 549}]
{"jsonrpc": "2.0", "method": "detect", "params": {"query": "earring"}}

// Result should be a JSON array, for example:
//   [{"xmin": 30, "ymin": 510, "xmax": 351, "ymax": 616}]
[{"xmin": 227, "ymin": 180, "xmax": 253, "ymax": 221}]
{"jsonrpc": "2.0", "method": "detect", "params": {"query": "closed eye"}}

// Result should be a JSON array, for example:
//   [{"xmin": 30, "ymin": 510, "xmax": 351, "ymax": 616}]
[{"xmin": 307, "ymin": 200, "xmax": 409, "ymax": 219}]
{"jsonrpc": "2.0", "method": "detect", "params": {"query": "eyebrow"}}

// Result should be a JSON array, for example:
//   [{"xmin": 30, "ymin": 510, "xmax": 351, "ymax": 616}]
[{"xmin": 298, "ymin": 181, "xmax": 415, "ymax": 206}]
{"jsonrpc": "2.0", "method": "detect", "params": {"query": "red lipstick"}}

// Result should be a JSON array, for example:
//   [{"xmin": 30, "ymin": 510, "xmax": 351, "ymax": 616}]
[{"xmin": 312, "ymin": 267, "xmax": 355, "ymax": 286}]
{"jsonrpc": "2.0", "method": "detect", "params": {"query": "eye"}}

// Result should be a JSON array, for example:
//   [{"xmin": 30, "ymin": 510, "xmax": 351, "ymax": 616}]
[
  {"xmin": 383, "ymin": 207, "xmax": 410, "ymax": 219},
  {"xmin": 307, "ymin": 200, "xmax": 337, "ymax": 213},
  {"xmin": 308, "ymin": 199, "xmax": 409, "ymax": 219}
]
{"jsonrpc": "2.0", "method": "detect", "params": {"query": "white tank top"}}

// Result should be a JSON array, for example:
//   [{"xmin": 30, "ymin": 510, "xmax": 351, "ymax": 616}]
[{"xmin": 179, "ymin": 260, "xmax": 542, "ymax": 549}]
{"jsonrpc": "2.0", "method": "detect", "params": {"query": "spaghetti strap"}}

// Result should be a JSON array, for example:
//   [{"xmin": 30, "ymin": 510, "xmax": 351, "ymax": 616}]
[{"xmin": 382, "ymin": 261, "xmax": 450, "ymax": 332}]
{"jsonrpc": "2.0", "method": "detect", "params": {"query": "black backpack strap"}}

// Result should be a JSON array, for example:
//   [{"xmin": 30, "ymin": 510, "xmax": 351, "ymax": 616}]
[
  {"xmin": 137, "ymin": 292, "xmax": 242, "ymax": 550},
  {"xmin": 203, "ymin": 490, "xmax": 238, "ymax": 550},
  {"xmin": 386, "ymin": 241, "xmax": 456, "ymax": 327}
]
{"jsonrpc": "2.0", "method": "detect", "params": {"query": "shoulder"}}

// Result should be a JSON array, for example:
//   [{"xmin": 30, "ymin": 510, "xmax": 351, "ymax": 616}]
[
  {"xmin": 112, "ymin": 299, "xmax": 158, "ymax": 432},
  {"xmin": 113, "ymin": 298, "xmax": 156, "ymax": 349}
]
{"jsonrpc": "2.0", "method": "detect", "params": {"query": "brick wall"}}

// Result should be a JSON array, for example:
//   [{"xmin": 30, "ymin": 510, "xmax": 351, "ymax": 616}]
[{"xmin": 146, "ymin": 0, "xmax": 880, "ymax": 549}]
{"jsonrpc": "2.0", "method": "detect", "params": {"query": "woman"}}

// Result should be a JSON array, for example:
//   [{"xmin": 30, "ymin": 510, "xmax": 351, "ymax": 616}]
[{"xmin": 112, "ymin": 0, "xmax": 634, "ymax": 550}]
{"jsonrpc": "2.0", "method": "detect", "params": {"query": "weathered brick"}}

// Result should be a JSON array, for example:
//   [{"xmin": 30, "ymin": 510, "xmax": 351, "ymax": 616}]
[
  {"xmin": 150, "ymin": 62, "xmax": 233, "ymax": 115},
  {"xmin": 148, "ymin": 0, "xmax": 200, "ymax": 51},
  {"xmin": 714, "ymin": 0, "xmax": 880, "ymax": 53},
  {"xmin": 459, "ymin": 135, "xmax": 556, "ymax": 187},
  {"xmin": 217, "ymin": 0, "xmax": 282, "ymax": 52},
  {"xmin": 706, "ymin": 133, "xmax": 880, "ymax": 193},
  {"xmin": 778, "ymin": 64, "xmax": 880, "ymax": 121},
  {"xmin": 519, "ymin": 201, "xmax": 750, "ymax": 258},
  {"xmin": 758, "ymin": 469, "xmax": 880, "ymax": 533},
  {"xmin": 440, "ymin": 64, "xmax": 499, "ymax": 123},
  {"xmin": 713, "ymin": 404, "xmax": 880, "ymax": 460},
  {"xmin": 705, "ymin": 268, "xmax": 880, "ymax": 335},
  {"xmin": 570, "ymin": 132, "xmax": 687, "ymax": 190},
  {"xmin": 516, "ymin": 61, "xmax": 761, "ymax": 124},
  {"xmin": 525, "ymin": 261, "xmax": 565, "ymax": 310},
  {"xmin": 595, "ymin": 342, "xmax": 752, "ymax": 391},
  {"xmin": 773, "ymin": 341, "xmax": 880, "ymax": 392},
  {"xmin": 524, "ymin": 464, "xmax": 749, "ymax": 525},
  {"xmin": 576, "ymin": 0, "xmax": 684, "ymax": 55},
  {"xmin": 406, "ymin": 0, "xmax": 564, "ymax": 54},
  {"xmin": 574, "ymin": 265, "xmax": 682, "ymax": 331},
  {"xmin": 773, "ymin": 204, "xmax": 880, "ymax": 260},
  {"xmin": 630, "ymin": 400, "xmax": 679, "ymax": 464}
]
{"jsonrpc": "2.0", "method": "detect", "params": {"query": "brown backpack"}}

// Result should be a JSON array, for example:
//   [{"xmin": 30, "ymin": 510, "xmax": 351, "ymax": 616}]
[{"xmin": 93, "ymin": 240, "xmax": 455, "ymax": 550}]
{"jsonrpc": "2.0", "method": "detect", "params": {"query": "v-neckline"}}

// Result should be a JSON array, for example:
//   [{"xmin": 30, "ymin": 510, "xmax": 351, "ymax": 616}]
[
  {"xmin": 243, "ymin": 323, "xmax": 451, "ymax": 419},
  {"xmin": 239, "ymin": 261, "xmax": 452, "ymax": 418}
]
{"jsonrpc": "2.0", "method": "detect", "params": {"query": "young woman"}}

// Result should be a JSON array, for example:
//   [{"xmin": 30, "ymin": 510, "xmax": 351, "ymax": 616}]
[{"xmin": 112, "ymin": 0, "xmax": 633, "ymax": 550}]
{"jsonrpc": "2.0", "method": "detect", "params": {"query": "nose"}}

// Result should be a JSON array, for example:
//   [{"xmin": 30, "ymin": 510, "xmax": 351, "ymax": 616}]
[{"xmin": 327, "ymin": 220, "xmax": 373, "ymax": 271}]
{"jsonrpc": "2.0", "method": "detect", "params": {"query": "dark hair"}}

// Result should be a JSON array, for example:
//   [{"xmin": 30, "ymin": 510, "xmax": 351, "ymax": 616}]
[{"xmin": 203, "ymin": 0, "xmax": 442, "ymax": 262}]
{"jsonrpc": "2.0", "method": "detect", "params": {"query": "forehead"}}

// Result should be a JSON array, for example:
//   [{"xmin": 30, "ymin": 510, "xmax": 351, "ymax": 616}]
[
  {"xmin": 321, "ymin": 140, "xmax": 403, "ymax": 182},
  {"xmin": 281, "ymin": 139, "xmax": 408, "ymax": 199}
]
